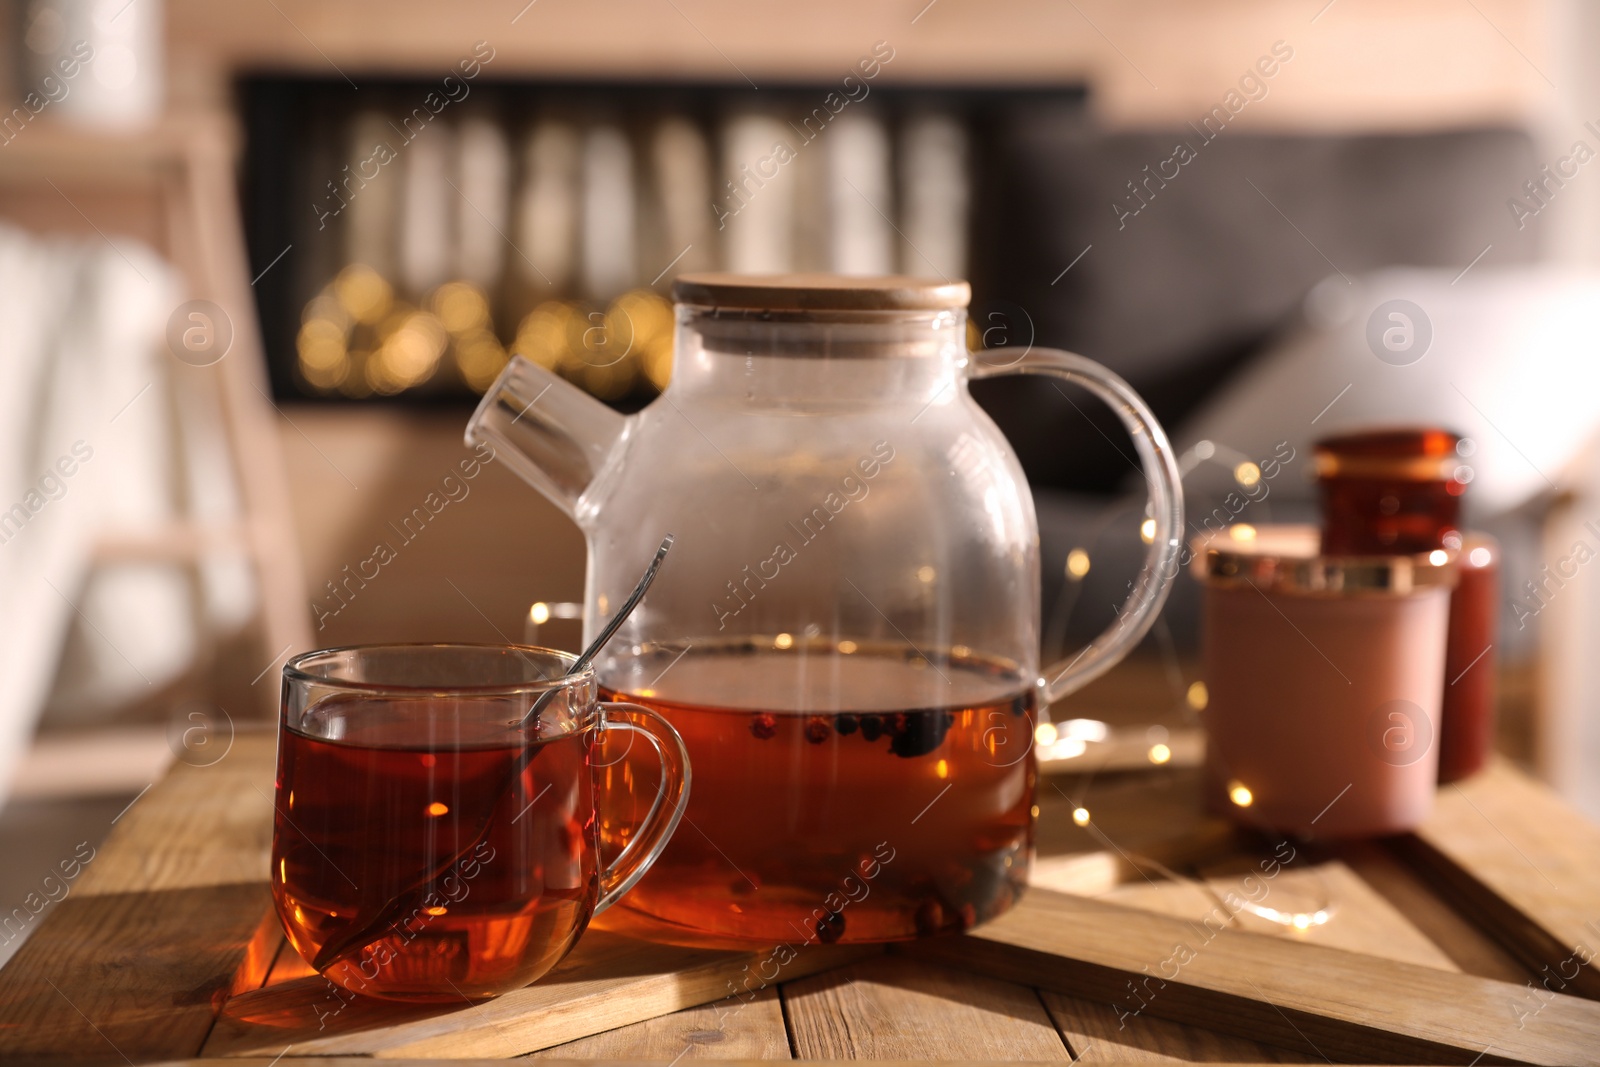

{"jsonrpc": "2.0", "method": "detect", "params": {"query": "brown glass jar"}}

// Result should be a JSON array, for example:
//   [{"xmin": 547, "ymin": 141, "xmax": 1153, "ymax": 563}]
[{"xmin": 1315, "ymin": 428, "xmax": 1466, "ymax": 554}]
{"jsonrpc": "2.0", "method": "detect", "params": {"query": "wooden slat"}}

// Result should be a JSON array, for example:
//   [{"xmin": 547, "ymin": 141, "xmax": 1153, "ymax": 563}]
[
  {"xmin": 93, "ymin": 1062, "xmax": 1337, "ymax": 1067},
  {"xmin": 1041, "ymin": 992, "xmax": 1315, "ymax": 1063},
  {"xmin": 0, "ymin": 884, "xmax": 278, "ymax": 1051},
  {"xmin": 75, "ymin": 730, "xmax": 274, "ymax": 895},
  {"xmin": 205, "ymin": 933, "xmax": 875, "ymax": 1059},
  {"xmin": 1338, "ymin": 840, "xmax": 1533, "ymax": 984},
  {"xmin": 782, "ymin": 957, "xmax": 1069, "ymax": 1060},
  {"xmin": 259, "ymin": 939, "xmax": 319, "ymax": 985},
  {"xmin": 1099, "ymin": 878, "xmax": 1238, "ymax": 924},
  {"xmin": 907, "ymin": 887, "xmax": 1600, "ymax": 1065},
  {"xmin": 1083, "ymin": 856, "xmax": 1459, "ymax": 973},
  {"xmin": 0, "ymin": 731, "xmax": 277, "ymax": 1060},
  {"xmin": 1402, "ymin": 761, "xmax": 1600, "ymax": 998},
  {"xmin": 7, "ymin": 726, "xmax": 175, "ymax": 800},
  {"xmin": 534, "ymin": 987, "xmax": 790, "ymax": 1059},
  {"xmin": 1199, "ymin": 859, "xmax": 1459, "ymax": 972}
]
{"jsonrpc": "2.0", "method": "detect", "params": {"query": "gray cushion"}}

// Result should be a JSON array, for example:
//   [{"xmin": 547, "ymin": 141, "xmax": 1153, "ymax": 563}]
[{"xmin": 970, "ymin": 121, "xmax": 1541, "ymax": 492}]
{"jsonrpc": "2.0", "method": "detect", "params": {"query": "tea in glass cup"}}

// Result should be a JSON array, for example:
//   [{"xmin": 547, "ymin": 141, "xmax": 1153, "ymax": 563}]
[{"xmin": 272, "ymin": 644, "xmax": 689, "ymax": 1001}]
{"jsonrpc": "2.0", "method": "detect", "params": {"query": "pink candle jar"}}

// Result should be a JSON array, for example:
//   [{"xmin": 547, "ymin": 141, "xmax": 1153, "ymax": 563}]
[{"xmin": 1193, "ymin": 525, "xmax": 1457, "ymax": 837}]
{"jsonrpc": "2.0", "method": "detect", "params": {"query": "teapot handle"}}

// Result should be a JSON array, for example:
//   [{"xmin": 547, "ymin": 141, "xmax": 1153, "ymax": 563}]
[{"xmin": 969, "ymin": 348, "xmax": 1184, "ymax": 705}]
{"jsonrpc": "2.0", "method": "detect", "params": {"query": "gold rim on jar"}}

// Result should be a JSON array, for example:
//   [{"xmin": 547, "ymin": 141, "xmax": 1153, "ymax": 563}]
[{"xmin": 1191, "ymin": 524, "xmax": 1458, "ymax": 597}]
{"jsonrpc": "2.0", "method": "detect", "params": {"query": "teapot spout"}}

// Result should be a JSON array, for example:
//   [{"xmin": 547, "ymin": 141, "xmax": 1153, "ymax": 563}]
[{"xmin": 465, "ymin": 356, "xmax": 627, "ymax": 521}]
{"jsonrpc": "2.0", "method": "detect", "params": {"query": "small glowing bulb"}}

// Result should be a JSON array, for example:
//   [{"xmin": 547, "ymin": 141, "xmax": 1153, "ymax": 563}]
[
  {"xmin": 1066, "ymin": 548, "xmax": 1091, "ymax": 579},
  {"xmin": 1469, "ymin": 546, "xmax": 1491, "ymax": 568},
  {"xmin": 1234, "ymin": 462, "xmax": 1261, "ymax": 487},
  {"xmin": 426, "ymin": 801, "xmax": 450, "ymax": 816},
  {"xmin": 1034, "ymin": 722, "xmax": 1059, "ymax": 747},
  {"xmin": 1428, "ymin": 549, "xmax": 1449, "ymax": 566},
  {"xmin": 1072, "ymin": 807, "xmax": 1091, "ymax": 826},
  {"xmin": 838, "ymin": 639, "xmax": 858, "ymax": 654},
  {"xmin": 1228, "ymin": 781, "xmax": 1254, "ymax": 808},
  {"xmin": 1030, "ymin": 805, "xmax": 1040, "ymax": 819},
  {"xmin": 1292, "ymin": 913, "xmax": 1311, "ymax": 930},
  {"xmin": 935, "ymin": 759, "xmax": 949, "ymax": 779},
  {"xmin": 1140, "ymin": 518, "xmax": 1156, "ymax": 543},
  {"xmin": 916, "ymin": 565, "xmax": 937, "ymax": 583},
  {"xmin": 1187, "ymin": 681, "xmax": 1209, "ymax": 710},
  {"xmin": 425, "ymin": 906, "xmax": 448, "ymax": 917},
  {"xmin": 1148, "ymin": 743, "xmax": 1172, "ymax": 764},
  {"xmin": 530, "ymin": 601, "xmax": 551, "ymax": 626},
  {"xmin": 1230, "ymin": 524, "xmax": 1257, "ymax": 542},
  {"xmin": 774, "ymin": 632, "xmax": 794, "ymax": 649}
]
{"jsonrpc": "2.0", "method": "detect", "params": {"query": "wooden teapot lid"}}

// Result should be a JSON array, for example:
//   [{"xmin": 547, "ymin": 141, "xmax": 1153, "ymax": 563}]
[{"xmin": 672, "ymin": 273, "xmax": 971, "ymax": 312}]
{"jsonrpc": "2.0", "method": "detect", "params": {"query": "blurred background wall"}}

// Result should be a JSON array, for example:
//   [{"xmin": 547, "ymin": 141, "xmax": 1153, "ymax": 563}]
[
  {"xmin": 151, "ymin": 0, "xmax": 1573, "ymax": 649},
  {"xmin": 2, "ymin": 0, "xmax": 1596, "ymax": 803}
]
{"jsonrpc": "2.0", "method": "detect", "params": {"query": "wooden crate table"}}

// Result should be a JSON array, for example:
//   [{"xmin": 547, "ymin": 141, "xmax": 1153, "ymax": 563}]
[{"xmin": 2, "ymin": 727, "xmax": 1598, "ymax": 1064}]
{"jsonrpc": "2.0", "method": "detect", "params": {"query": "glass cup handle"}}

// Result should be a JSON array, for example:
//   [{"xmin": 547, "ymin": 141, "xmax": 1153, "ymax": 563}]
[
  {"xmin": 593, "ymin": 701, "xmax": 692, "ymax": 914},
  {"xmin": 969, "ymin": 347, "xmax": 1185, "ymax": 704}
]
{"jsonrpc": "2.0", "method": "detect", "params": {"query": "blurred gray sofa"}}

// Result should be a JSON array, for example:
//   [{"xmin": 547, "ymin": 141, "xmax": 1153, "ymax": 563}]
[{"xmin": 966, "ymin": 120, "xmax": 1542, "ymax": 653}]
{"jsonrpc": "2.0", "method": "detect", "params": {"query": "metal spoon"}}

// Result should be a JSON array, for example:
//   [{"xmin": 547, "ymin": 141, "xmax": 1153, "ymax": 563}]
[{"xmin": 520, "ymin": 533, "xmax": 674, "ymax": 725}]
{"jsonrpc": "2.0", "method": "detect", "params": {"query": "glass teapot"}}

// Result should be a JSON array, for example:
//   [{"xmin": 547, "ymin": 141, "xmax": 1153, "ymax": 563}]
[{"xmin": 466, "ymin": 274, "xmax": 1181, "ymax": 946}]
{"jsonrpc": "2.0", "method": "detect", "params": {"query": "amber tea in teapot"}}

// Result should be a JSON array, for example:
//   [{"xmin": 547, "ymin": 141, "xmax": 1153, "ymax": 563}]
[{"xmin": 598, "ymin": 639, "xmax": 1036, "ymax": 943}]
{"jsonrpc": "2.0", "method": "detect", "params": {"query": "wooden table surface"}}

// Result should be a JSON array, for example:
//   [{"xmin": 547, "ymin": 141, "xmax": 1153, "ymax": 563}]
[{"xmin": 2, "ymin": 727, "xmax": 1598, "ymax": 1065}]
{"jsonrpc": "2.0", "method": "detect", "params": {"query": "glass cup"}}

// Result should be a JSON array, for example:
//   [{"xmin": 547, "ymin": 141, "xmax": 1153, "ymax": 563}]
[{"xmin": 271, "ymin": 643, "xmax": 690, "ymax": 1002}]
